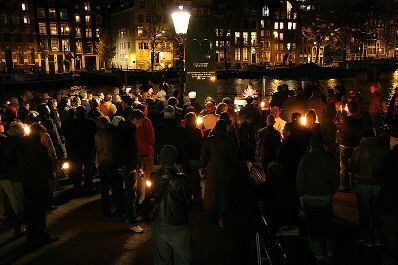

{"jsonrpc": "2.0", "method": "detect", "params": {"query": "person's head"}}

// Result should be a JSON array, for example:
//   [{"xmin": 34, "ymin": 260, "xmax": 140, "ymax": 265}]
[
  {"xmin": 271, "ymin": 106, "xmax": 281, "ymax": 118},
  {"xmin": 80, "ymin": 91, "xmax": 88, "ymax": 100},
  {"xmin": 266, "ymin": 114, "xmax": 276, "ymax": 127},
  {"xmin": 91, "ymin": 98, "xmax": 100, "ymax": 109},
  {"xmin": 291, "ymin": 112, "xmax": 301, "ymax": 123},
  {"xmin": 205, "ymin": 101, "xmax": 215, "ymax": 114},
  {"xmin": 9, "ymin": 97, "xmax": 19, "ymax": 108},
  {"xmin": 136, "ymin": 103, "xmax": 148, "ymax": 117},
  {"xmin": 222, "ymin": 97, "xmax": 232, "ymax": 108},
  {"xmin": 23, "ymin": 100, "xmax": 30, "ymax": 110},
  {"xmin": 282, "ymin": 84, "xmax": 289, "ymax": 91},
  {"xmin": 7, "ymin": 121, "xmax": 24, "ymax": 137},
  {"xmin": 185, "ymin": 112, "xmax": 197, "ymax": 127},
  {"xmin": 129, "ymin": 109, "xmax": 145, "ymax": 126},
  {"xmin": 214, "ymin": 119, "xmax": 227, "ymax": 136},
  {"xmin": 305, "ymin": 109, "xmax": 317, "ymax": 125},
  {"xmin": 30, "ymin": 122, "xmax": 47, "ymax": 137},
  {"xmin": 97, "ymin": 116, "xmax": 111, "ymax": 129},
  {"xmin": 37, "ymin": 103, "xmax": 50, "ymax": 118},
  {"xmin": 277, "ymin": 85, "xmax": 283, "ymax": 92},
  {"xmin": 47, "ymin": 98, "xmax": 57, "ymax": 110},
  {"xmin": 72, "ymin": 96, "xmax": 81, "ymax": 107},
  {"xmin": 371, "ymin": 84, "xmax": 379, "ymax": 94},
  {"xmin": 61, "ymin": 96, "xmax": 71, "ymax": 107},
  {"xmin": 310, "ymin": 136, "xmax": 324, "ymax": 150},
  {"xmin": 75, "ymin": 106, "xmax": 87, "ymax": 119},
  {"xmin": 348, "ymin": 90, "xmax": 356, "ymax": 98},
  {"xmin": 87, "ymin": 90, "xmax": 93, "ymax": 100},
  {"xmin": 215, "ymin": 103, "xmax": 228, "ymax": 115},
  {"xmin": 121, "ymin": 95, "xmax": 133, "ymax": 108},
  {"xmin": 219, "ymin": 111, "xmax": 231, "ymax": 123},
  {"xmin": 167, "ymin": 97, "xmax": 179, "ymax": 108},
  {"xmin": 159, "ymin": 145, "xmax": 178, "ymax": 168},
  {"xmin": 164, "ymin": 105, "xmax": 175, "ymax": 119},
  {"xmin": 24, "ymin": 90, "xmax": 33, "ymax": 100},
  {"xmin": 105, "ymin": 94, "xmax": 112, "ymax": 102},
  {"xmin": 246, "ymin": 96, "xmax": 254, "ymax": 105},
  {"xmin": 347, "ymin": 101, "xmax": 359, "ymax": 115}
]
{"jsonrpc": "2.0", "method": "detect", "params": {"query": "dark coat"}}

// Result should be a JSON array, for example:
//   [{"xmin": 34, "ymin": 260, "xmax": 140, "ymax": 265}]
[
  {"xmin": 40, "ymin": 116, "xmax": 66, "ymax": 159},
  {"xmin": 0, "ymin": 135, "xmax": 25, "ymax": 182},
  {"xmin": 336, "ymin": 114, "xmax": 363, "ymax": 148},
  {"xmin": 201, "ymin": 132, "xmax": 237, "ymax": 212},
  {"xmin": 150, "ymin": 167, "xmax": 190, "ymax": 226},
  {"xmin": 256, "ymin": 125, "xmax": 281, "ymax": 167},
  {"xmin": 181, "ymin": 126, "xmax": 202, "ymax": 161},
  {"xmin": 114, "ymin": 120, "xmax": 139, "ymax": 169},
  {"xmin": 63, "ymin": 116, "xmax": 97, "ymax": 162},
  {"xmin": 155, "ymin": 119, "xmax": 184, "ymax": 163}
]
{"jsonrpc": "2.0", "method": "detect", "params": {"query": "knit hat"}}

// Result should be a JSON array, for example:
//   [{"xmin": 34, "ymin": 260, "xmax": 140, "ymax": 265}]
[
  {"xmin": 159, "ymin": 145, "xmax": 178, "ymax": 167},
  {"xmin": 163, "ymin": 105, "xmax": 175, "ymax": 119}
]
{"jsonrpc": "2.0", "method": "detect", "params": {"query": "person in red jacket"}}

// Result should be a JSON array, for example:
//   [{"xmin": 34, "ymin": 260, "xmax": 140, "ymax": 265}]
[{"xmin": 136, "ymin": 104, "xmax": 155, "ymax": 205}]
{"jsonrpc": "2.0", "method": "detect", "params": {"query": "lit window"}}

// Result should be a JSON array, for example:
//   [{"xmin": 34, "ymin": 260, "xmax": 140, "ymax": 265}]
[
  {"xmin": 274, "ymin": 22, "xmax": 279, "ymax": 29},
  {"xmin": 85, "ymin": 15, "xmax": 91, "ymax": 23},
  {"xmin": 86, "ymin": 27, "xmax": 92, "ymax": 38},
  {"xmin": 235, "ymin": 48, "xmax": 241, "ymax": 61},
  {"xmin": 61, "ymin": 24, "xmax": 70, "ymax": 35},
  {"xmin": 37, "ymin": 8, "xmax": 45, "ymax": 18},
  {"xmin": 243, "ymin": 48, "xmax": 248, "ymax": 61},
  {"xmin": 39, "ymin": 23, "xmax": 47, "ymax": 34},
  {"xmin": 21, "ymin": 3, "xmax": 26, "ymax": 10},
  {"xmin": 279, "ymin": 22, "xmax": 284, "ymax": 30},
  {"xmin": 23, "ymin": 16, "xmax": 29, "ymax": 24},
  {"xmin": 243, "ymin": 32, "xmax": 248, "ymax": 44},
  {"xmin": 62, "ymin": 39, "xmax": 70, "ymax": 51},
  {"xmin": 96, "ymin": 28, "xmax": 100, "ymax": 37},
  {"xmin": 51, "ymin": 39, "xmax": 59, "ymax": 51},
  {"xmin": 76, "ymin": 27, "xmax": 82, "ymax": 37},
  {"xmin": 262, "ymin": 6, "xmax": 269, "ymax": 17},
  {"xmin": 287, "ymin": 1, "xmax": 292, "ymax": 19},
  {"xmin": 235, "ymin": 32, "xmax": 240, "ymax": 43},
  {"xmin": 251, "ymin": 32, "xmax": 256, "ymax": 45},
  {"xmin": 60, "ymin": 9, "xmax": 68, "ymax": 19},
  {"xmin": 138, "ymin": 26, "xmax": 143, "ymax": 35},
  {"xmin": 288, "ymin": 22, "xmax": 293, "ymax": 30},
  {"xmin": 75, "ymin": 15, "xmax": 80, "ymax": 23},
  {"xmin": 49, "ymin": 9, "xmax": 56, "ymax": 18},
  {"xmin": 215, "ymin": 41, "xmax": 219, "ymax": 47},
  {"xmin": 273, "ymin": 31, "xmax": 278, "ymax": 39},
  {"xmin": 261, "ymin": 30, "xmax": 264, "ymax": 37},
  {"xmin": 279, "ymin": 33, "xmax": 284, "ymax": 40},
  {"xmin": 292, "ymin": 22, "xmax": 296, "ymax": 30},
  {"xmin": 50, "ymin": 23, "xmax": 58, "ymax": 35},
  {"xmin": 261, "ymin": 20, "xmax": 265, "ymax": 28},
  {"xmin": 84, "ymin": 2, "xmax": 90, "ymax": 11},
  {"xmin": 76, "ymin": 41, "xmax": 83, "ymax": 53}
]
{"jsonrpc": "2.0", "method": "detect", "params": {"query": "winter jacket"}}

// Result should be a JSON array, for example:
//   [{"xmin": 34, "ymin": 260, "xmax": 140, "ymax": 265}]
[
  {"xmin": 256, "ymin": 125, "xmax": 281, "ymax": 167},
  {"xmin": 336, "ymin": 114, "xmax": 363, "ymax": 148},
  {"xmin": 181, "ymin": 126, "xmax": 202, "ymax": 161},
  {"xmin": 95, "ymin": 126, "xmax": 117, "ymax": 167},
  {"xmin": 114, "ymin": 120, "xmax": 139, "ymax": 169},
  {"xmin": 99, "ymin": 101, "xmax": 117, "ymax": 118},
  {"xmin": 150, "ymin": 167, "xmax": 190, "ymax": 226},
  {"xmin": 297, "ymin": 148, "xmax": 339, "ymax": 196},
  {"xmin": 350, "ymin": 137, "xmax": 388, "ymax": 185},
  {"xmin": 40, "ymin": 116, "xmax": 66, "ymax": 159},
  {"xmin": 136, "ymin": 117, "xmax": 155, "ymax": 156},
  {"xmin": 155, "ymin": 119, "xmax": 184, "ymax": 163},
  {"xmin": 0, "ymin": 135, "xmax": 24, "ymax": 182}
]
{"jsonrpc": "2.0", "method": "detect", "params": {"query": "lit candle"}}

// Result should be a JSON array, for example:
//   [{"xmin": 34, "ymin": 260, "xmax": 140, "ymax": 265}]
[
  {"xmin": 146, "ymin": 180, "xmax": 152, "ymax": 188},
  {"xmin": 23, "ymin": 124, "xmax": 30, "ymax": 136},
  {"xmin": 300, "ymin": 116, "xmax": 307, "ymax": 126},
  {"xmin": 196, "ymin": 116, "xmax": 203, "ymax": 126},
  {"xmin": 62, "ymin": 162, "xmax": 69, "ymax": 170}
]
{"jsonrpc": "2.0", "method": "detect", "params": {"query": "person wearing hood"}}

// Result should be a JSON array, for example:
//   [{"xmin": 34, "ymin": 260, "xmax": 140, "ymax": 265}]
[
  {"xmin": 150, "ymin": 145, "xmax": 192, "ymax": 265},
  {"xmin": 201, "ymin": 120, "xmax": 237, "ymax": 227},
  {"xmin": 350, "ymin": 129, "xmax": 388, "ymax": 247}
]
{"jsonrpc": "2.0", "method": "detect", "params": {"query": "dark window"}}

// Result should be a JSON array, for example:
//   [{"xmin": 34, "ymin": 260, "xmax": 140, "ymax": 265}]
[
  {"xmin": 139, "ymin": 0, "xmax": 145, "ymax": 8},
  {"xmin": 138, "ymin": 14, "xmax": 144, "ymax": 23}
]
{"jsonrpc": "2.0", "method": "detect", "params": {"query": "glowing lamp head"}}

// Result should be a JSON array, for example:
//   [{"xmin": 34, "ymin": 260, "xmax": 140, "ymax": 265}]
[
  {"xmin": 300, "ymin": 116, "xmax": 307, "ymax": 126},
  {"xmin": 197, "ymin": 116, "xmax": 203, "ymax": 125},
  {"xmin": 171, "ymin": 7, "xmax": 191, "ymax": 35},
  {"xmin": 146, "ymin": 180, "xmax": 152, "ymax": 188},
  {"xmin": 62, "ymin": 162, "xmax": 70, "ymax": 170},
  {"xmin": 24, "ymin": 124, "xmax": 30, "ymax": 136}
]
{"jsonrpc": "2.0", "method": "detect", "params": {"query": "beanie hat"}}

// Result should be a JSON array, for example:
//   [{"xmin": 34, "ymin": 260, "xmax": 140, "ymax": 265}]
[
  {"xmin": 159, "ymin": 145, "xmax": 178, "ymax": 167},
  {"xmin": 163, "ymin": 105, "xmax": 175, "ymax": 119}
]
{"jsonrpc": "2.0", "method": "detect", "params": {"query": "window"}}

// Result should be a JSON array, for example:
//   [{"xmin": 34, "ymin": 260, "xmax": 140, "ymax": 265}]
[
  {"xmin": 21, "ymin": 2, "xmax": 27, "ymax": 10},
  {"xmin": 60, "ymin": 24, "xmax": 70, "ymax": 35},
  {"xmin": 95, "ymin": 28, "xmax": 100, "ymax": 37},
  {"xmin": 152, "ymin": 1, "xmax": 156, "ymax": 9},
  {"xmin": 128, "ymin": 42, "xmax": 130, "ymax": 49},
  {"xmin": 75, "ymin": 14, "xmax": 80, "ymax": 23},
  {"xmin": 60, "ymin": 9, "xmax": 68, "ymax": 19},
  {"xmin": 279, "ymin": 22, "xmax": 284, "ymax": 30},
  {"xmin": 292, "ymin": 22, "xmax": 296, "ymax": 30},
  {"xmin": 18, "ymin": 50, "xmax": 24, "ymax": 64},
  {"xmin": 288, "ymin": 22, "xmax": 293, "ymax": 30},
  {"xmin": 279, "ymin": 43, "xmax": 284, "ymax": 50},
  {"xmin": 275, "ymin": 11, "xmax": 279, "ymax": 19},
  {"xmin": 273, "ymin": 31, "xmax": 278, "ymax": 39},
  {"xmin": 250, "ymin": 32, "xmax": 256, "ymax": 45},
  {"xmin": 243, "ymin": 32, "xmax": 248, "ymax": 44},
  {"xmin": 138, "ymin": 26, "xmax": 143, "ymax": 35},
  {"xmin": 266, "ymin": 30, "xmax": 270, "ymax": 37},
  {"xmin": 144, "ymin": 43, "xmax": 149, "ymax": 49},
  {"xmin": 138, "ymin": 14, "xmax": 144, "ymax": 23},
  {"xmin": 49, "ymin": 9, "xmax": 56, "ymax": 18},
  {"xmin": 279, "ymin": 32, "xmax": 284, "ymax": 40},
  {"xmin": 37, "ymin": 8, "xmax": 45, "ymax": 18},
  {"xmin": 265, "ymin": 41, "xmax": 270, "ymax": 48},
  {"xmin": 62, "ymin": 39, "xmax": 70, "ymax": 51},
  {"xmin": 87, "ymin": 42, "xmax": 93, "ymax": 53},
  {"xmin": 274, "ymin": 22, "xmax": 279, "ymax": 29},
  {"xmin": 139, "ymin": 43, "xmax": 143, "ymax": 49},
  {"xmin": 261, "ymin": 20, "xmax": 265, "ymax": 28},
  {"xmin": 76, "ymin": 41, "xmax": 83, "ymax": 53},
  {"xmin": 262, "ymin": 6, "xmax": 269, "ymax": 17},
  {"xmin": 50, "ymin": 23, "xmax": 58, "ymax": 35},
  {"xmin": 261, "ymin": 30, "xmax": 264, "ymax": 37},
  {"xmin": 39, "ymin": 23, "xmax": 47, "ymax": 34},
  {"xmin": 235, "ymin": 49, "xmax": 241, "ymax": 61},
  {"xmin": 86, "ymin": 27, "xmax": 92, "ymax": 38},
  {"xmin": 292, "ymin": 43, "xmax": 296, "ymax": 50},
  {"xmin": 243, "ymin": 48, "xmax": 248, "ymax": 61},
  {"xmin": 76, "ymin": 27, "xmax": 82, "ymax": 37},
  {"xmin": 139, "ymin": 0, "xmax": 145, "ymax": 8},
  {"xmin": 23, "ymin": 15, "xmax": 29, "ymax": 24},
  {"xmin": 51, "ymin": 38, "xmax": 59, "ymax": 51},
  {"xmin": 84, "ymin": 2, "xmax": 90, "ymax": 11},
  {"xmin": 85, "ymin": 15, "xmax": 91, "ymax": 24},
  {"xmin": 287, "ymin": 1, "xmax": 293, "ymax": 19},
  {"xmin": 215, "ymin": 41, "xmax": 219, "ymax": 47}
]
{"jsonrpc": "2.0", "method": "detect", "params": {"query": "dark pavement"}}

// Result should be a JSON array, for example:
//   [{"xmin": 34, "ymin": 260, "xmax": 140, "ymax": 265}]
[{"xmin": 0, "ymin": 189, "xmax": 381, "ymax": 265}]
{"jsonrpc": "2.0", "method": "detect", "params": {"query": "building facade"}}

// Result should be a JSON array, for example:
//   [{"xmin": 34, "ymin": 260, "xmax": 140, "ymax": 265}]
[
  {"xmin": 110, "ymin": 0, "xmax": 174, "ymax": 70},
  {"xmin": 0, "ymin": 0, "xmax": 38, "ymax": 72}
]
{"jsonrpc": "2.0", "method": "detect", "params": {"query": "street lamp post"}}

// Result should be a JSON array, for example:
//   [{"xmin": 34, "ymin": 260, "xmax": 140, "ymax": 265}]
[{"xmin": 171, "ymin": 5, "xmax": 191, "ymax": 106}]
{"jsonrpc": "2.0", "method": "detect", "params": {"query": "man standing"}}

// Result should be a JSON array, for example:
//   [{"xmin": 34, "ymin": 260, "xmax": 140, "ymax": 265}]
[
  {"xmin": 270, "ymin": 106, "xmax": 286, "ymax": 136},
  {"xmin": 369, "ymin": 84, "xmax": 384, "ymax": 127},
  {"xmin": 99, "ymin": 94, "xmax": 117, "ymax": 118},
  {"xmin": 115, "ymin": 110, "xmax": 145, "ymax": 233},
  {"xmin": 350, "ymin": 129, "xmax": 388, "ymax": 246},
  {"xmin": 202, "ymin": 101, "xmax": 218, "ymax": 132},
  {"xmin": 256, "ymin": 115, "xmax": 281, "ymax": 168},
  {"xmin": 151, "ymin": 145, "xmax": 191, "ymax": 265},
  {"xmin": 297, "ymin": 136, "xmax": 339, "ymax": 261}
]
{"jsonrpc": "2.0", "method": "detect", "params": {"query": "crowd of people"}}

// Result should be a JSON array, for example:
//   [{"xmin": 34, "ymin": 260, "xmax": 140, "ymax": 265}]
[{"xmin": 0, "ymin": 81, "xmax": 397, "ymax": 265}]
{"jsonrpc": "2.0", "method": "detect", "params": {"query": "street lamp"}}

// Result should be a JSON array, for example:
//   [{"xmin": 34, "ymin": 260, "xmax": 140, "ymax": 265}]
[{"xmin": 171, "ymin": 5, "xmax": 191, "ymax": 106}]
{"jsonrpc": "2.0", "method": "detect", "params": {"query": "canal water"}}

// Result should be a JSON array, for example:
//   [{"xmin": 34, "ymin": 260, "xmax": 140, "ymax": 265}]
[{"xmin": 1, "ymin": 71, "xmax": 397, "ymax": 109}]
